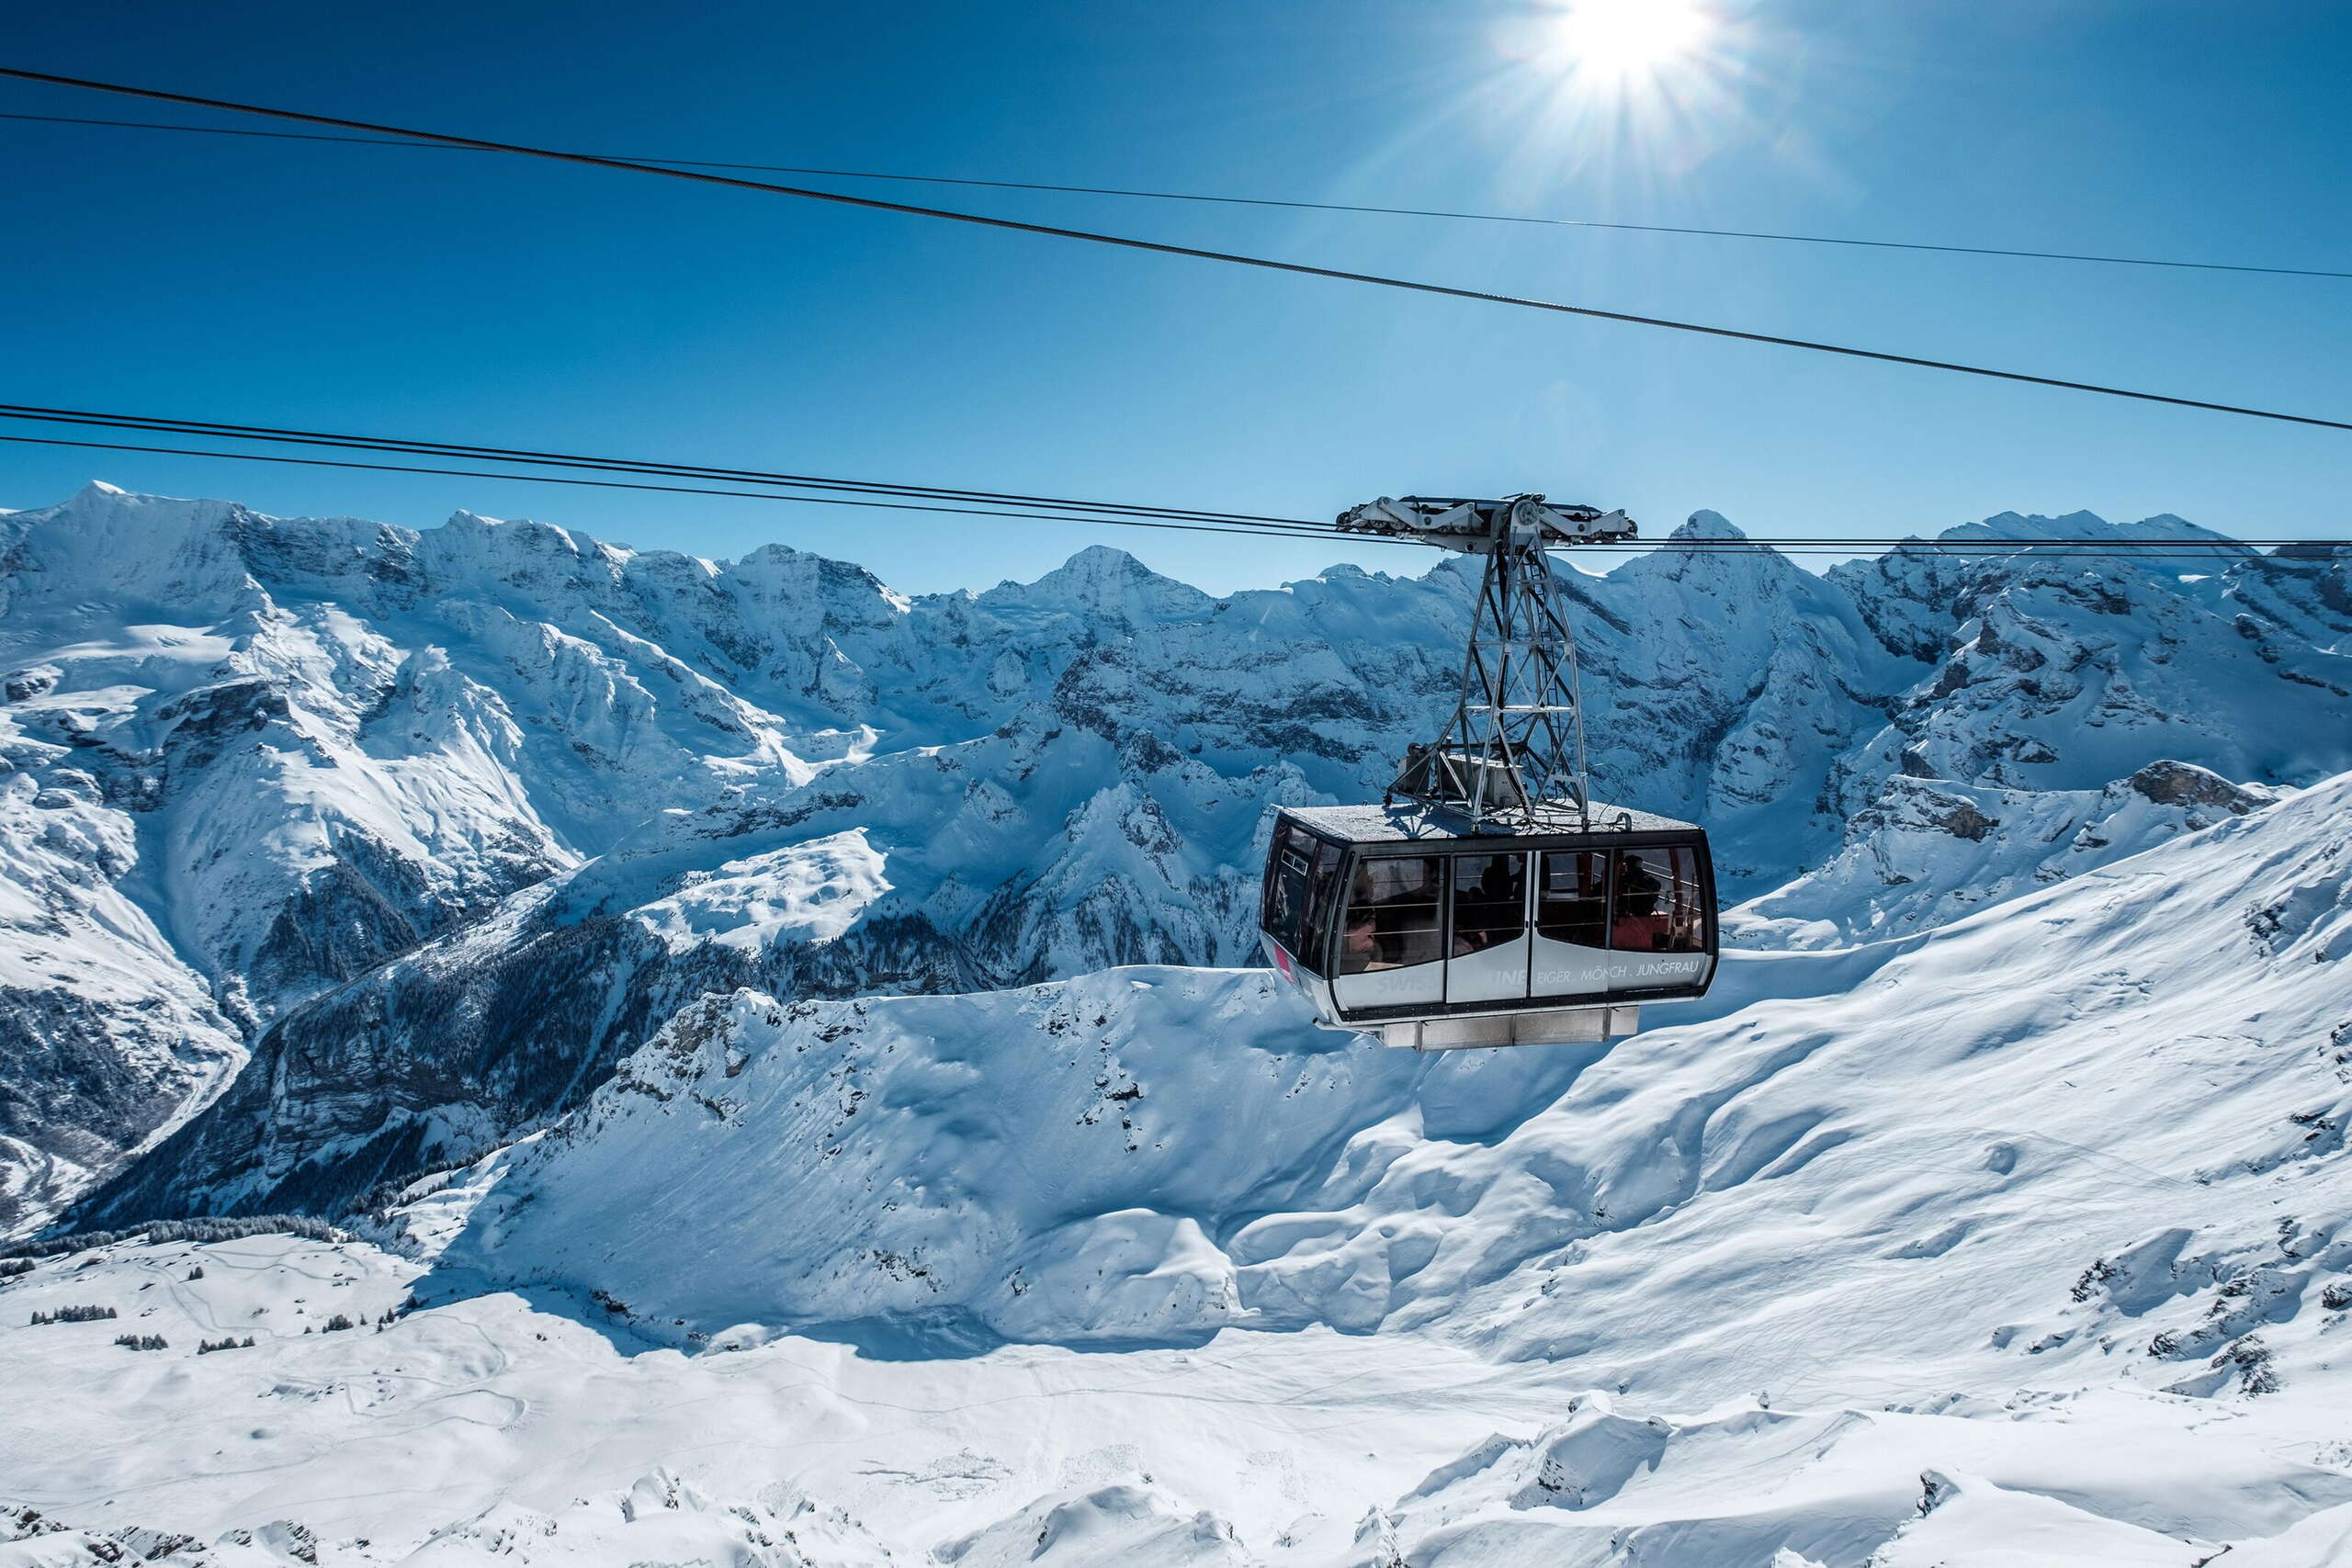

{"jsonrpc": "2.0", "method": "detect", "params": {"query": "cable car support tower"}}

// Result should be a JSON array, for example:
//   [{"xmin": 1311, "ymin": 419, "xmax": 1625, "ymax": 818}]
[{"xmin": 1336, "ymin": 494, "xmax": 1636, "ymax": 834}]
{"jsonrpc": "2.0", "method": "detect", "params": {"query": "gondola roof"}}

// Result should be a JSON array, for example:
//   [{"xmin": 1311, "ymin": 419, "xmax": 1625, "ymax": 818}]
[{"xmin": 1280, "ymin": 800, "xmax": 1702, "ymax": 843}]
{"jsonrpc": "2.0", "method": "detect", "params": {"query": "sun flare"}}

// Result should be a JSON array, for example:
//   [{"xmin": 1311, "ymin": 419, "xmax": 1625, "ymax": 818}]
[{"xmin": 1549, "ymin": 0, "xmax": 1713, "ymax": 77}]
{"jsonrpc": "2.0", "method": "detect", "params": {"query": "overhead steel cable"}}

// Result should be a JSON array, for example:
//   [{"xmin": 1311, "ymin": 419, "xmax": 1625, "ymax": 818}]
[
  {"xmin": 6, "ymin": 68, "xmax": 2349, "ymax": 435},
  {"xmin": 3, "ymin": 401, "xmax": 2341, "ymax": 552},
  {"xmin": 3, "ymin": 426, "xmax": 2338, "ymax": 559},
  {"xmin": 0, "ymin": 401, "xmax": 1322, "ymax": 529},
  {"xmin": 0, "ymin": 433, "xmax": 1374, "ymax": 545},
  {"xmin": 7, "ymin": 106, "xmax": 2345, "ymax": 283}
]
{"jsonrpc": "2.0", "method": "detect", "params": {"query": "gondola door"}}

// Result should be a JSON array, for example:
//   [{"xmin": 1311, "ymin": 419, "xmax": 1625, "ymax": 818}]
[
  {"xmin": 1445, "ymin": 851, "xmax": 1532, "ymax": 1006},
  {"xmin": 1529, "ymin": 850, "xmax": 1613, "ymax": 1006},
  {"xmin": 1329, "ymin": 853, "xmax": 1447, "ymax": 1012},
  {"xmin": 1602, "ymin": 842, "xmax": 1716, "ymax": 994}
]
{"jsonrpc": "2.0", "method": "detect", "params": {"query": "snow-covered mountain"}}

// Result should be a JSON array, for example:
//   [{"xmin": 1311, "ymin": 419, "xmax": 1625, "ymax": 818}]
[
  {"xmin": 6, "ymin": 484, "xmax": 2345, "ymax": 1234},
  {"xmin": 4, "ymin": 746, "xmax": 2348, "ymax": 1563},
  {"xmin": 405, "ymin": 765, "xmax": 2352, "ymax": 1367},
  {"xmin": 6, "ymin": 479, "xmax": 2352, "ymax": 1562}
]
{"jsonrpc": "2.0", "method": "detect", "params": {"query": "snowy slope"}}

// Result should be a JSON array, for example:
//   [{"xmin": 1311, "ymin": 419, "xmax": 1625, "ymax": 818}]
[
  {"xmin": 67, "ymin": 718, "xmax": 1297, "ymax": 1222},
  {"xmin": 6, "ymin": 463, "xmax": 2352, "ymax": 1559},
  {"xmin": 0, "ymin": 764, "xmax": 243, "ymax": 1232},
  {"xmin": 5, "ymin": 766, "xmax": 2351, "ymax": 1563},
  {"xmin": 10, "ymin": 483, "xmax": 2350, "ymax": 1237},
  {"xmin": 1731, "ymin": 758, "xmax": 2275, "ymax": 944},
  {"xmin": 403, "ymin": 768, "xmax": 2352, "ymax": 1380},
  {"xmin": 4, "ymin": 1242, "xmax": 2351, "ymax": 1565}
]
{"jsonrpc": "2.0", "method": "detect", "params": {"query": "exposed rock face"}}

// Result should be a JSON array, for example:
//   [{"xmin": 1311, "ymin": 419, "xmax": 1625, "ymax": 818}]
[
  {"xmin": 6, "ymin": 487, "xmax": 2348, "ymax": 1231},
  {"xmin": 0, "ymin": 766, "xmax": 244, "ymax": 1233},
  {"xmin": 1734, "ymin": 761, "xmax": 2283, "ymax": 945},
  {"xmin": 2130, "ymin": 758, "xmax": 2267, "ymax": 812},
  {"xmin": 1826, "ymin": 513, "xmax": 2350, "ymax": 804}
]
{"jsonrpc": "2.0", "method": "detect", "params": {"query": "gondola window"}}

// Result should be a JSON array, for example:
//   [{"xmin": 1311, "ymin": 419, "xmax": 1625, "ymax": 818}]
[
  {"xmin": 1610, "ymin": 846, "xmax": 1707, "ymax": 953},
  {"xmin": 1339, "ymin": 856, "xmax": 1444, "ymax": 974},
  {"xmin": 1449, "ymin": 853, "xmax": 1526, "ymax": 955}
]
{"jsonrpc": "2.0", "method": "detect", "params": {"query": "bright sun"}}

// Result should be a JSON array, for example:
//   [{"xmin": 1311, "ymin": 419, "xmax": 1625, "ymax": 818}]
[{"xmin": 1549, "ymin": 0, "xmax": 1713, "ymax": 77}]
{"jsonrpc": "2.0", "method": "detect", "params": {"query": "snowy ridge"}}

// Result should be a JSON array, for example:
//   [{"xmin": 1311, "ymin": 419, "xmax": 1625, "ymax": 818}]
[
  {"xmin": 1733, "ymin": 757, "xmax": 2275, "ymax": 943},
  {"xmin": 0, "ymin": 767, "xmax": 243, "ymax": 1231},
  {"xmin": 5, "ymin": 483, "xmax": 2352, "ymax": 1562},
  {"xmin": 9, "ymin": 485, "xmax": 2345, "ymax": 1230}
]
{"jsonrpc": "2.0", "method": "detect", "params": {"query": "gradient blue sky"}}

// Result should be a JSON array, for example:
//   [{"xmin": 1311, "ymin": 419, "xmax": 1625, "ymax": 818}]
[{"xmin": 5, "ymin": 0, "xmax": 2348, "ymax": 593}]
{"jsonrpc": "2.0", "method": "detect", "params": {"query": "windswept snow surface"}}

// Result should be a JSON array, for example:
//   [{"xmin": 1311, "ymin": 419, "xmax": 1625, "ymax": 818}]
[
  {"xmin": 15, "ymin": 486, "xmax": 2346, "ymax": 1230},
  {"xmin": 6, "ymin": 769, "xmax": 2352, "ymax": 1562},
  {"xmin": 7, "ymin": 484, "xmax": 2352, "ymax": 1562},
  {"xmin": 423, "ymin": 768, "xmax": 2352, "ymax": 1384}
]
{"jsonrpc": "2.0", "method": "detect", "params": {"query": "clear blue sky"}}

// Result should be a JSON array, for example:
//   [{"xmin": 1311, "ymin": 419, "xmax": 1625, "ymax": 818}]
[{"xmin": 5, "ymin": 0, "xmax": 2348, "ymax": 593}]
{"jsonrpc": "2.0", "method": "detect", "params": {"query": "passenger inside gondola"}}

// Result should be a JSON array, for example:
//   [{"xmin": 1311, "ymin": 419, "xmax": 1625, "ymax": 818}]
[
  {"xmin": 1536, "ymin": 852, "xmax": 1609, "ymax": 949},
  {"xmin": 1611, "ymin": 854, "xmax": 1668, "ymax": 949},
  {"xmin": 1340, "ymin": 855, "xmax": 1444, "ymax": 973},
  {"xmin": 1608, "ymin": 847, "xmax": 1708, "ymax": 953},
  {"xmin": 1451, "ymin": 852, "xmax": 1525, "ymax": 955}
]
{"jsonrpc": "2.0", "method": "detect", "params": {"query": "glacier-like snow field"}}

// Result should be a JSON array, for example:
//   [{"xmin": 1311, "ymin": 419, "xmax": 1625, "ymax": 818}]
[{"xmin": 3, "ymin": 484, "xmax": 2350, "ymax": 1563}]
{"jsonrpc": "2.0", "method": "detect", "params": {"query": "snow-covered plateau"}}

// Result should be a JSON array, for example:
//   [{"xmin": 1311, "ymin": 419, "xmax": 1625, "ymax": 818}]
[{"xmin": 3, "ymin": 482, "xmax": 2351, "ymax": 1564}]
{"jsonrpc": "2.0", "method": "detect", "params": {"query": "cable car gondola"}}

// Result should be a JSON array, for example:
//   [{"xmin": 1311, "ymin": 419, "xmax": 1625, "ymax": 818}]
[
  {"xmin": 1261, "ymin": 801, "xmax": 1717, "ymax": 1049},
  {"xmin": 1259, "ymin": 494, "xmax": 1719, "ymax": 1049}
]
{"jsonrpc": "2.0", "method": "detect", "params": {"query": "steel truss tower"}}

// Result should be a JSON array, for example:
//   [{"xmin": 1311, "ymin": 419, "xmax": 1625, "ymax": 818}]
[{"xmin": 1335, "ymin": 493, "xmax": 1637, "ymax": 832}]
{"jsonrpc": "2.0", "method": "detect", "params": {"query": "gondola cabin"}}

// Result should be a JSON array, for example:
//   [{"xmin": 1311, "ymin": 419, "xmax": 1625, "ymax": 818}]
[{"xmin": 1259, "ymin": 803, "xmax": 1717, "ymax": 1049}]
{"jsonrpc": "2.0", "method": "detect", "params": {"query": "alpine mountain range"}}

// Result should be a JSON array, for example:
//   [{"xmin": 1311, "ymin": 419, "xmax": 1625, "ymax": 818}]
[
  {"xmin": 7, "ymin": 480, "xmax": 2352, "ymax": 1562},
  {"xmin": 3, "ymin": 479, "xmax": 2346, "ymax": 1235}
]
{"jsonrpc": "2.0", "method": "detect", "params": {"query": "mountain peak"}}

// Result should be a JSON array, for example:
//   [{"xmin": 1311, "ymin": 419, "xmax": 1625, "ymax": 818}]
[
  {"xmin": 1058, "ymin": 543, "xmax": 1149, "ymax": 572},
  {"xmin": 1673, "ymin": 509, "xmax": 1747, "ymax": 542},
  {"xmin": 980, "ymin": 544, "xmax": 1216, "ymax": 626},
  {"xmin": 1937, "ymin": 509, "xmax": 2242, "ymax": 558}
]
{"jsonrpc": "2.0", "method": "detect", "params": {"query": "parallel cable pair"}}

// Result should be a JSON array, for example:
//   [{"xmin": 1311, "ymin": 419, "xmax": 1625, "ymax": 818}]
[
  {"xmin": 0, "ymin": 402, "xmax": 1361, "ymax": 547},
  {"xmin": 3, "ymin": 70, "xmax": 2346, "ymax": 558},
  {"xmin": 0, "ymin": 401, "xmax": 1318, "ymax": 529},
  {"xmin": 2, "ymin": 404, "xmax": 2337, "ymax": 558}
]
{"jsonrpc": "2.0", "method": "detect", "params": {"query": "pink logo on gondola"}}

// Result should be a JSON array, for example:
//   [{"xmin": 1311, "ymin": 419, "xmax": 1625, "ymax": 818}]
[{"xmin": 1271, "ymin": 944, "xmax": 1294, "ymax": 981}]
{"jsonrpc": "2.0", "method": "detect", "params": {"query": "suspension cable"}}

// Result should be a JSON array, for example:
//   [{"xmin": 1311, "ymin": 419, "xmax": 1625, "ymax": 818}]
[
  {"xmin": 0, "ymin": 402, "xmax": 1326, "ymax": 530},
  {"xmin": 7, "ymin": 402, "xmax": 2346, "ymax": 548},
  {"xmin": 6, "ymin": 423, "xmax": 2337, "ymax": 560},
  {"xmin": 0, "ymin": 434, "xmax": 1366, "ymax": 546},
  {"xmin": 4, "ymin": 68, "xmax": 2347, "ymax": 434},
  {"xmin": 6, "ymin": 107, "xmax": 2345, "ymax": 284}
]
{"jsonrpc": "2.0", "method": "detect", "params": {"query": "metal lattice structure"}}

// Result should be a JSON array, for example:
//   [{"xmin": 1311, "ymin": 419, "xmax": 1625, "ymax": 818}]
[{"xmin": 1336, "ymin": 494, "xmax": 1637, "ymax": 832}]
